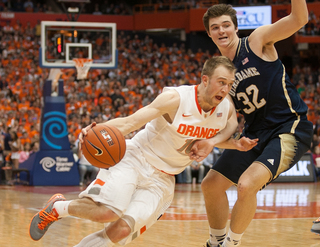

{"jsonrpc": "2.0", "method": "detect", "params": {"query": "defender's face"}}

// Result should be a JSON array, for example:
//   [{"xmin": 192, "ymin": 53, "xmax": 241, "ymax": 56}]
[{"xmin": 207, "ymin": 15, "xmax": 238, "ymax": 48}]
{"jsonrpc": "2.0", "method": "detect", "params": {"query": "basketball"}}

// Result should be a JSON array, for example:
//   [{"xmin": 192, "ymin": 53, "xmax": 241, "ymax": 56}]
[{"xmin": 82, "ymin": 124, "xmax": 126, "ymax": 169}]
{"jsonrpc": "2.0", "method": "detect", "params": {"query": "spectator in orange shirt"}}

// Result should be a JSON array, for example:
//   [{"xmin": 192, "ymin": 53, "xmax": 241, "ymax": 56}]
[
  {"xmin": 13, "ymin": 19, "xmax": 22, "ymax": 32},
  {"xmin": 20, "ymin": 130, "xmax": 31, "ymax": 146},
  {"xmin": 18, "ymin": 97, "xmax": 30, "ymax": 111},
  {"xmin": 115, "ymin": 105, "xmax": 127, "ymax": 118},
  {"xmin": 66, "ymin": 97, "xmax": 78, "ymax": 115},
  {"xmin": 29, "ymin": 124, "xmax": 39, "ymax": 141},
  {"xmin": 0, "ymin": 100, "xmax": 12, "ymax": 112},
  {"xmin": 95, "ymin": 34, "xmax": 104, "ymax": 47},
  {"xmin": 20, "ymin": 117, "xmax": 30, "ymax": 133},
  {"xmin": 83, "ymin": 81, "xmax": 94, "ymax": 96},
  {"xmin": 6, "ymin": 111, "xmax": 16, "ymax": 128},
  {"xmin": 307, "ymin": 109, "xmax": 317, "ymax": 125},
  {"xmin": 98, "ymin": 91, "xmax": 112, "ymax": 105}
]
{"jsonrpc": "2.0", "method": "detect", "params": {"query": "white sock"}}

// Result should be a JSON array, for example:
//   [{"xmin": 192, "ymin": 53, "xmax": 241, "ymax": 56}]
[
  {"xmin": 223, "ymin": 229, "xmax": 243, "ymax": 247},
  {"xmin": 53, "ymin": 200, "xmax": 72, "ymax": 218},
  {"xmin": 209, "ymin": 227, "xmax": 227, "ymax": 246},
  {"xmin": 74, "ymin": 228, "xmax": 115, "ymax": 247}
]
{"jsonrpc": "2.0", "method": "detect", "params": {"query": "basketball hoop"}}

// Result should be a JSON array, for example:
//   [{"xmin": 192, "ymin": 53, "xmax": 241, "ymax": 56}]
[{"xmin": 73, "ymin": 58, "xmax": 93, "ymax": 80}]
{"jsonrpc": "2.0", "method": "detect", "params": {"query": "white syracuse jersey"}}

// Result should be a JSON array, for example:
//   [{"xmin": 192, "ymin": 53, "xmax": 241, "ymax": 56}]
[{"xmin": 132, "ymin": 85, "xmax": 230, "ymax": 175}]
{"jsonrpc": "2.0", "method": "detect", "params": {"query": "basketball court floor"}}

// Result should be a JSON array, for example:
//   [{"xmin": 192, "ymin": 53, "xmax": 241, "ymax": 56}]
[{"xmin": 1, "ymin": 182, "xmax": 320, "ymax": 247}]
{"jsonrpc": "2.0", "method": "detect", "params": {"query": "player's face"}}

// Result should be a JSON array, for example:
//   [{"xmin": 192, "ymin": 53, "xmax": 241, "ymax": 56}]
[
  {"xmin": 204, "ymin": 65, "xmax": 234, "ymax": 107},
  {"xmin": 207, "ymin": 15, "xmax": 238, "ymax": 48}
]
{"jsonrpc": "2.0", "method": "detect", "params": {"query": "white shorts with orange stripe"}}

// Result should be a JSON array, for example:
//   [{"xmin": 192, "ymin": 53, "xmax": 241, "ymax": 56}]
[{"xmin": 78, "ymin": 140, "xmax": 175, "ymax": 245}]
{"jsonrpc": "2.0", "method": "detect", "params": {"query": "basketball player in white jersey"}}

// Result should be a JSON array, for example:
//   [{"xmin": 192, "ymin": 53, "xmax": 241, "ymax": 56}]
[{"xmin": 29, "ymin": 56, "xmax": 258, "ymax": 246}]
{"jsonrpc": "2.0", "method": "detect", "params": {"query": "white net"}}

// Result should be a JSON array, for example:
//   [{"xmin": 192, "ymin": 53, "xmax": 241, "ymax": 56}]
[{"xmin": 73, "ymin": 58, "xmax": 93, "ymax": 80}]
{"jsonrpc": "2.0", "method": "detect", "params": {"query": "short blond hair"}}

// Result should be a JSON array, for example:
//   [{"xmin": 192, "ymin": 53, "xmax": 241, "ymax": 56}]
[{"xmin": 201, "ymin": 56, "xmax": 236, "ymax": 78}]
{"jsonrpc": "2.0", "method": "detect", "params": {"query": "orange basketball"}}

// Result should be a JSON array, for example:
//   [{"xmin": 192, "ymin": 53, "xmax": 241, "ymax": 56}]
[{"xmin": 82, "ymin": 124, "xmax": 126, "ymax": 168}]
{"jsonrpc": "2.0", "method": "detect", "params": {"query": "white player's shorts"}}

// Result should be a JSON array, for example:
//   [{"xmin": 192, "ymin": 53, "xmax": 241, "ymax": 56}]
[{"xmin": 79, "ymin": 140, "xmax": 175, "ymax": 245}]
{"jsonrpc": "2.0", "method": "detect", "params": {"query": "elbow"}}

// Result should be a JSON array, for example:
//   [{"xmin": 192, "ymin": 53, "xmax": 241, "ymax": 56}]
[
  {"xmin": 301, "ymin": 17, "xmax": 309, "ymax": 27},
  {"xmin": 298, "ymin": 11, "xmax": 309, "ymax": 27},
  {"xmin": 290, "ymin": 9, "xmax": 308, "ymax": 29},
  {"xmin": 293, "ymin": 16, "xmax": 308, "ymax": 30}
]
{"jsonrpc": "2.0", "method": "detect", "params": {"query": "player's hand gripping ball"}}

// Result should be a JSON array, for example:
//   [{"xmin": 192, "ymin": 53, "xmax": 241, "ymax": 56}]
[{"xmin": 82, "ymin": 125, "xmax": 126, "ymax": 168}]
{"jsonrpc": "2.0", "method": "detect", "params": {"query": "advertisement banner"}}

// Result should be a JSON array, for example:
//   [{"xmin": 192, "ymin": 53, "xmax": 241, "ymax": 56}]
[
  {"xmin": 274, "ymin": 153, "xmax": 317, "ymax": 182},
  {"xmin": 235, "ymin": 6, "xmax": 272, "ymax": 30}
]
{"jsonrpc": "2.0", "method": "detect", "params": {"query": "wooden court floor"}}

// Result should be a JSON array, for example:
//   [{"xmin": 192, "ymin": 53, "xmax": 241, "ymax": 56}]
[{"xmin": 1, "ymin": 182, "xmax": 320, "ymax": 247}]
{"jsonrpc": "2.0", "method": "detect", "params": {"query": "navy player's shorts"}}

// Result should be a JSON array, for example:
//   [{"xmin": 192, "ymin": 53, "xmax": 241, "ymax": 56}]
[{"xmin": 212, "ymin": 120, "xmax": 313, "ymax": 186}]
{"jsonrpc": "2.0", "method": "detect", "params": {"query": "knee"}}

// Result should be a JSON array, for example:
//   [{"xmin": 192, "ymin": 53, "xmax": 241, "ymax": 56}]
[
  {"xmin": 116, "ymin": 220, "xmax": 132, "ymax": 239},
  {"xmin": 201, "ymin": 175, "xmax": 211, "ymax": 193},
  {"xmin": 201, "ymin": 173, "xmax": 218, "ymax": 196},
  {"xmin": 201, "ymin": 171, "xmax": 220, "ymax": 191},
  {"xmin": 107, "ymin": 218, "xmax": 132, "ymax": 242},
  {"xmin": 237, "ymin": 180, "xmax": 258, "ymax": 199}
]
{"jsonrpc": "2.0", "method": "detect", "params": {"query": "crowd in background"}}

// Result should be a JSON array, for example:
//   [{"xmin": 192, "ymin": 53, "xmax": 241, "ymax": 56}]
[
  {"xmin": 0, "ymin": 0, "xmax": 320, "ymax": 16},
  {"xmin": 0, "ymin": 2, "xmax": 319, "ymax": 184},
  {"xmin": 304, "ymin": 10, "xmax": 320, "ymax": 36}
]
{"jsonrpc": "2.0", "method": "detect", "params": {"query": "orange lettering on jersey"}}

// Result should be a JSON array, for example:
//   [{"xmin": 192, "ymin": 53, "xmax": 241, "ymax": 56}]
[
  {"xmin": 199, "ymin": 127, "xmax": 208, "ymax": 138},
  {"xmin": 185, "ymin": 125, "xmax": 194, "ymax": 136},
  {"xmin": 207, "ymin": 129, "xmax": 220, "ymax": 138},
  {"xmin": 206, "ymin": 129, "xmax": 217, "ymax": 138},
  {"xmin": 207, "ymin": 129, "xmax": 213, "ymax": 138},
  {"xmin": 177, "ymin": 124, "xmax": 220, "ymax": 139},
  {"xmin": 193, "ymin": 126, "xmax": 200, "ymax": 137},
  {"xmin": 177, "ymin": 124, "xmax": 187, "ymax": 134}
]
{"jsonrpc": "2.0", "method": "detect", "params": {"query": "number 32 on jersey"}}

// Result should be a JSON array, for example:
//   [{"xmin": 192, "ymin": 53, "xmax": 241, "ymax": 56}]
[{"xmin": 236, "ymin": 84, "xmax": 266, "ymax": 114}]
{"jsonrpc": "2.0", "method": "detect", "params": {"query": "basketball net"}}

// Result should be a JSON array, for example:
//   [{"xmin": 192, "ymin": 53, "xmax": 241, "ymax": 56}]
[{"xmin": 73, "ymin": 58, "xmax": 93, "ymax": 80}]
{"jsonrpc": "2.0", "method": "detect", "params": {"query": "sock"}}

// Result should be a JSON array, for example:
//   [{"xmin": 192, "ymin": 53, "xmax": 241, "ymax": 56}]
[
  {"xmin": 209, "ymin": 227, "xmax": 227, "ymax": 246},
  {"xmin": 223, "ymin": 229, "xmax": 243, "ymax": 247},
  {"xmin": 53, "ymin": 200, "xmax": 72, "ymax": 218},
  {"xmin": 74, "ymin": 228, "xmax": 115, "ymax": 247}
]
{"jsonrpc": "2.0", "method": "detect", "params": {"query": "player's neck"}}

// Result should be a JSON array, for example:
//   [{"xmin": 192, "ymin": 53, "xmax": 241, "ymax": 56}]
[{"xmin": 219, "ymin": 37, "xmax": 240, "ymax": 61}]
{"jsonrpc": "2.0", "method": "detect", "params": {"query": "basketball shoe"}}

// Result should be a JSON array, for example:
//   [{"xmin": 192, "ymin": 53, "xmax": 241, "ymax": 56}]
[
  {"xmin": 311, "ymin": 217, "xmax": 320, "ymax": 235},
  {"xmin": 29, "ymin": 193, "xmax": 66, "ymax": 241},
  {"xmin": 204, "ymin": 239, "xmax": 223, "ymax": 247}
]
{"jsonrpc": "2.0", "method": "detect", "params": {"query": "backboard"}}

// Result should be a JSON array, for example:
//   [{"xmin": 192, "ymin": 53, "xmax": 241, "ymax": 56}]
[{"xmin": 40, "ymin": 21, "xmax": 117, "ymax": 69}]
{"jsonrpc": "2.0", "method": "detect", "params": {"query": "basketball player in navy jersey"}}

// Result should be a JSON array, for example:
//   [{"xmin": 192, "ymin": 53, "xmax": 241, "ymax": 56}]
[
  {"xmin": 189, "ymin": 2, "xmax": 313, "ymax": 247},
  {"xmin": 29, "ymin": 56, "xmax": 258, "ymax": 246}
]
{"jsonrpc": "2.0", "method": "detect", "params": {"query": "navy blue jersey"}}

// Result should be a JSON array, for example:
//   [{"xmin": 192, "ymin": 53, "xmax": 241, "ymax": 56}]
[{"xmin": 230, "ymin": 37, "xmax": 309, "ymax": 133}]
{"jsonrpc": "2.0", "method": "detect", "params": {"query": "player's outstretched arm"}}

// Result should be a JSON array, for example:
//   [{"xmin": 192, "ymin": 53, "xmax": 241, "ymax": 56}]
[
  {"xmin": 189, "ymin": 136, "xmax": 258, "ymax": 162},
  {"xmin": 215, "ymin": 136, "xmax": 258, "ymax": 151},
  {"xmin": 250, "ymin": 0, "xmax": 308, "ymax": 49},
  {"xmin": 79, "ymin": 90, "xmax": 179, "ymax": 146},
  {"xmin": 99, "ymin": 89, "xmax": 180, "ymax": 136}
]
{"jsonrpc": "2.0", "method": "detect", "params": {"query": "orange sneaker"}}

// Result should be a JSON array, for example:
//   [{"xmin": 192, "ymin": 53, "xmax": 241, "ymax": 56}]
[{"xmin": 29, "ymin": 193, "xmax": 66, "ymax": 241}]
